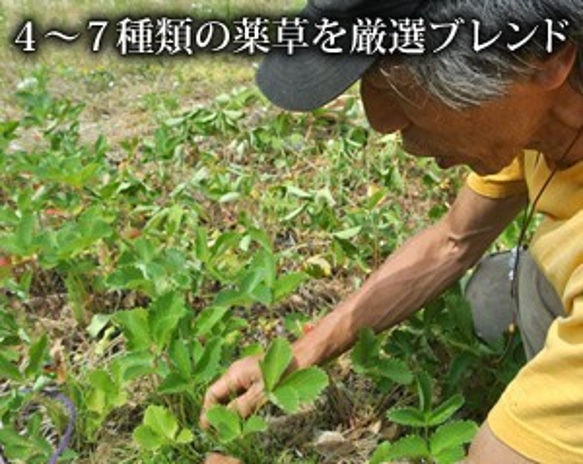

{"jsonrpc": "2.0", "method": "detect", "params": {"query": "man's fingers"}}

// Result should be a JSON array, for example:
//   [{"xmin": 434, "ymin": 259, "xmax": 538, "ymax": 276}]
[
  {"xmin": 200, "ymin": 378, "xmax": 232, "ymax": 428},
  {"xmin": 227, "ymin": 383, "xmax": 266, "ymax": 419},
  {"xmin": 200, "ymin": 356, "xmax": 263, "ymax": 428},
  {"xmin": 204, "ymin": 376, "xmax": 235, "ymax": 408},
  {"xmin": 202, "ymin": 383, "xmax": 265, "ymax": 428},
  {"xmin": 200, "ymin": 371, "xmax": 256, "ymax": 428},
  {"xmin": 204, "ymin": 452, "xmax": 243, "ymax": 464}
]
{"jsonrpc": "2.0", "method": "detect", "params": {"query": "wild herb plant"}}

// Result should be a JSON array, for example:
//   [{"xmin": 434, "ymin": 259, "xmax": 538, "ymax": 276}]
[{"xmin": 0, "ymin": 66, "xmax": 522, "ymax": 463}]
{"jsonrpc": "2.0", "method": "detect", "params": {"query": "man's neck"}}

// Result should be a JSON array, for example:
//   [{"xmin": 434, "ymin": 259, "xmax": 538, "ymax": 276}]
[{"xmin": 530, "ymin": 83, "xmax": 583, "ymax": 169}]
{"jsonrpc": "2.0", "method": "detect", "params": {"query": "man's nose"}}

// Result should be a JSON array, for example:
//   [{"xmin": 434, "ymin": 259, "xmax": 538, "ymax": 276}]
[{"xmin": 360, "ymin": 78, "xmax": 410, "ymax": 134}]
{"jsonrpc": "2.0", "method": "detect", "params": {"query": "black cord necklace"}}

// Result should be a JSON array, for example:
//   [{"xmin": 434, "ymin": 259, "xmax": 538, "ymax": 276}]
[{"xmin": 510, "ymin": 124, "xmax": 583, "ymax": 309}]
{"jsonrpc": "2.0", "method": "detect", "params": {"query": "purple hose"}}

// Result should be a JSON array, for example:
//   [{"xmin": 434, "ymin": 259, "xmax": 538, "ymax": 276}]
[
  {"xmin": 47, "ymin": 391, "xmax": 77, "ymax": 464},
  {"xmin": 0, "ymin": 388, "xmax": 77, "ymax": 464}
]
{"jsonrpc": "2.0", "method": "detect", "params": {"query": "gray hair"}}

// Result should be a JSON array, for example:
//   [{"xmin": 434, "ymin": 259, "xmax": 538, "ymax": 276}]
[{"xmin": 396, "ymin": 0, "xmax": 583, "ymax": 109}]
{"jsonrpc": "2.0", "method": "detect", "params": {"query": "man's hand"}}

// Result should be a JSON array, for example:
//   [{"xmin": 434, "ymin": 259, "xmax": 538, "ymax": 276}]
[
  {"xmin": 200, "ymin": 355, "xmax": 266, "ymax": 428},
  {"xmin": 204, "ymin": 453, "xmax": 243, "ymax": 464}
]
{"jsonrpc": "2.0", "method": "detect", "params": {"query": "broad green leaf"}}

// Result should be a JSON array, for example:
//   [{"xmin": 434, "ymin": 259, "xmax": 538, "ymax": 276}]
[
  {"xmin": 387, "ymin": 407, "xmax": 426, "ymax": 428},
  {"xmin": 15, "ymin": 212, "xmax": 35, "ymax": 255},
  {"xmin": 194, "ymin": 306, "xmax": 229, "ymax": 337},
  {"xmin": 114, "ymin": 308, "xmax": 151, "ymax": 351},
  {"xmin": 243, "ymin": 415, "xmax": 268, "ymax": 435},
  {"xmin": 0, "ymin": 352, "xmax": 23, "ymax": 381},
  {"xmin": 247, "ymin": 228, "xmax": 272, "ymax": 252},
  {"xmin": 86, "ymin": 387, "xmax": 107, "ymax": 416},
  {"xmin": 426, "ymin": 394, "xmax": 465, "ymax": 427},
  {"xmin": 143, "ymin": 405, "xmax": 178, "ymax": 441},
  {"xmin": 372, "ymin": 358, "xmax": 413, "ymax": 385},
  {"xmin": 133, "ymin": 425, "xmax": 164, "ymax": 451},
  {"xmin": 271, "ymin": 385, "xmax": 300, "ymax": 413},
  {"xmin": 416, "ymin": 371, "xmax": 433, "ymax": 413},
  {"xmin": 175, "ymin": 428, "xmax": 194, "ymax": 444},
  {"xmin": 239, "ymin": 268, "xmax": 264, "ymax": 296},
  {"xmin": 192, "ymin": 337, "xmax": 223, "ymax": 385},
  {"xmin": 250, "ymin": 284, "xmax": 272, "ymax": 306},
  {"xmin": 195, "ymin": 226, "xmax": 209, "ymax": 263},
  {"xmin": 88, "ymin": 369, "xmax": 117, "ymax": 393},
  {"xmin": 148, "ymin": 292, "xmax": 188, "ymax": 351},
  {"xmin": 113, "ymin": 351, "xmax": 157, "ymax": 382},
  {"xmin": 433, "ymin": 446, "xmax": 465, "ymax": 464},
  {"xmin": 249, "ymin": 248, "xmax": 276, "ymax": 289},
  {"xmin": 0, "ymin": 310, "xmax": 19, "ymax": 341},
  {"xmin": 273, "ymin": 272, "xmax": 308, "ymax": 302},
  {"xmin": 369, "ymin": 441, "xmax": 392, "ymax": 464},
  {"xmin": 65, "ymin": 274, "xmax": 87, "ymax": 323},
  {"xmin": 206, "ymin": 405, "xmax": 242, "ymax": 444},
  {"xmin": 25, "ymin": 334, "xmax": 48, "ymax": 378},
  {"xmin": 158, "ymin": 373, "xmax": 191, "ymax": 395},
  {"xmin": 169, "ymin": 339, "xmax": 192, "ymax": 378},
  {"xmin": 106, "ymin": 266, "xmax": 153, "ymax": 295},
  {"xmin": 260, "ymin": 337, "xmax": 293, "ymax": 392},
  {"xmin": 213, "ymin": 289, "xmax": 247, "ymax": 308},
  {"xmin": 385, "ymin": 435, "xmax": 429, "ymax": 461},
  {"xmin": 445, "ymin": 292, "xmax": 474, "ymax": 341},
  {"xmin": 209, "ymin": 231, "xmax": 241, "ymax": 258},
  {"xmin": 430, "ymin": 420, "xmax": 478, "ymax": 456},
  {"xmin": 0, "ymin": 426, "xmax": 38, "ymax": 456},
  {"xmin": 332, "ymin": 226, "xmax": 362, "ymax": 240},
  {"xmin": 446, "ymin": 352, "xmax": 476, "ymax": 388},
  {"xmin": 276, "ymin": 367, "xmax": 328, "ymax": 404},
  {"xmin": 87, "ymin": 369, "xmax": 127, "ymax": 414},
  {"xmin": 351, "ymin": 328, "xmax": 380, "ymax": 373}
]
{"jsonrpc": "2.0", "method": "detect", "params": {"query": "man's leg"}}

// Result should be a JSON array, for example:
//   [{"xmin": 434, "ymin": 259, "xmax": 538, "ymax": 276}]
[
  {"xmin": 465, "ymin": 423, "xmax": 535, "ymax": 464},
  {"xmin": 465, "ymin": 252, "xmax": 565, "ymax": 463},
  {"xmin": 515, "ymin": 251, "xmax": 564, "ymax": 359},
  {"xmin": 464, "ymin": 252, "xmax": 564, "ymax": 464},
  {"xmin": 467, "ymin": 250, "xmax": 564, "ymax": 358}
]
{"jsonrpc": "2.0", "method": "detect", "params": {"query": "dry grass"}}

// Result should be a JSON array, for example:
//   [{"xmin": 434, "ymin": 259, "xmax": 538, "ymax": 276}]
[{"xmin": 0, "ymin": 0, "xmax": 303, "ymax": 131}]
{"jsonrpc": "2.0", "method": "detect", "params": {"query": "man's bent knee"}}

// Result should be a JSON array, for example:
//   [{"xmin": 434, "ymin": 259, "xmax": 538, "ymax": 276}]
[{"xmin": 464, "ymin": 422, "xmax": 535, "ymax": 464}]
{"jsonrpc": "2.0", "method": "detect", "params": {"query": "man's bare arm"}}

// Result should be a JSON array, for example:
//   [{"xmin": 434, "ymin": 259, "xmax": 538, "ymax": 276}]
[
  {"xmin": 291, "ymin": 186, "xmax": 526, "ymax": 368},
  {"xmin": 201, "ymin": 186, "xmax": 526, "ymax": 422}
]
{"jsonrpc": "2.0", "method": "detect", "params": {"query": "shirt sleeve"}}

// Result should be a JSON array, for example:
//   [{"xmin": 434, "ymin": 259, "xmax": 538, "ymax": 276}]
[{"xmin": 466, "ymin": 155, "xmax": 528, "ymax": 199}]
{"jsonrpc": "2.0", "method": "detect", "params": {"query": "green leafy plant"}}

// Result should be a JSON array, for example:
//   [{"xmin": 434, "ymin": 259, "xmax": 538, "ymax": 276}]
[
  {"xmin": 0, "ymin": 63, "xmax": 527, "ymax": 463},
  {"xmin": 260, "ymin": 338, "xmax": 329, "ymax": 414},
  {"xmin": 205, "ymin": 406, "xmax": 267, "ymax": 445},
  {"xmin": 371, "ymin": 372, "xmax": 478, "ymax": 464},
  {"xmin": 133, "ymin": 405, "xmax": 194, "ymax": 451},
  {"xmin": 351, "ymin": 328, "xmax": 413, "ymax": 391}
]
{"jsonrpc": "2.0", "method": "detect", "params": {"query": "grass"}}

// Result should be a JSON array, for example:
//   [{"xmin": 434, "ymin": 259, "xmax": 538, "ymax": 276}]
[{"xmin": 1, "ymin": 0, "xmax": 305, "ymax": 126}]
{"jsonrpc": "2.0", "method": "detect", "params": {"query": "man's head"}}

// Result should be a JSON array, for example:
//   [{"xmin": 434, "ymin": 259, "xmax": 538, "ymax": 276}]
[
  {"xmin": 360, "ymin": 40, "xmax": 580, "ymax": 175},
  {"xmin": 392, "ymin": 0, "xmax": 583, "ymax": 110},
  {"xmin": 257, "ymin": 0, "xmax": 583, "ymax": 174}
]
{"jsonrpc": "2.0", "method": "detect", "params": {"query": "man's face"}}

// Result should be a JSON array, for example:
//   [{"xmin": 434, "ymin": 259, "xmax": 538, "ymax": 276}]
[{"xmin": 360, "ymin": 60, "xmax": 548, "ymax": 175}]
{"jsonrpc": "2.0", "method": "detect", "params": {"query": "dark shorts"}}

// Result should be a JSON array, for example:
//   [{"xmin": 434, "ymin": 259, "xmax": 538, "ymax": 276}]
[{"xmin": 466, "ymin": 249, "xmax": 564, "ymax": 359}]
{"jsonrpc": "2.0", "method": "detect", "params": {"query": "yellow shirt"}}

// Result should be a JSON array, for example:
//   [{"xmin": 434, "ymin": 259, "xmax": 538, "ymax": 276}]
[{"xmin": 467, "ymin": 151, "xmax": 583, "ymax": 463}]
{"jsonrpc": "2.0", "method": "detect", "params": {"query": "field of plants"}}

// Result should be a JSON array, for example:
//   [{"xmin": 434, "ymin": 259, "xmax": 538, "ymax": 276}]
[{"xmin": 0, "ymin": 1, "xmax": 530, "ymax": 463}]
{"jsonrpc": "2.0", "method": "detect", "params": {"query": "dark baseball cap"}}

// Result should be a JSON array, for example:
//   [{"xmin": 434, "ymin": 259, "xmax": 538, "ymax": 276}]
[{"xmin": 256, "ymin": 0, "xmax": 427, "ymax": 111}]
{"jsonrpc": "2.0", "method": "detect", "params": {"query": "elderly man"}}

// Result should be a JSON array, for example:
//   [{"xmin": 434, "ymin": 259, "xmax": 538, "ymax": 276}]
[{"xmin": 202, "ymin": 1, "xmax": 583, "ymax": 462}]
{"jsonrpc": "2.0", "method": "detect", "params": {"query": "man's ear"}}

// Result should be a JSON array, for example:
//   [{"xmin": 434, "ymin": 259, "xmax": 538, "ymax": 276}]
[{"xmin": 533, "ymin": 42, "xmax": 578, "ymax": 90}]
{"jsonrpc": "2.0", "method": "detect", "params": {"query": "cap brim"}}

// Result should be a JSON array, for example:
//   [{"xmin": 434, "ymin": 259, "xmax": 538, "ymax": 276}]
[
  {"xmin": 255, "ymin": 0, "xmax": 427, "ymax": 111},
  {"xmin": 256, "ymin": 48, "xmax": 375, "ymax": 112}
]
